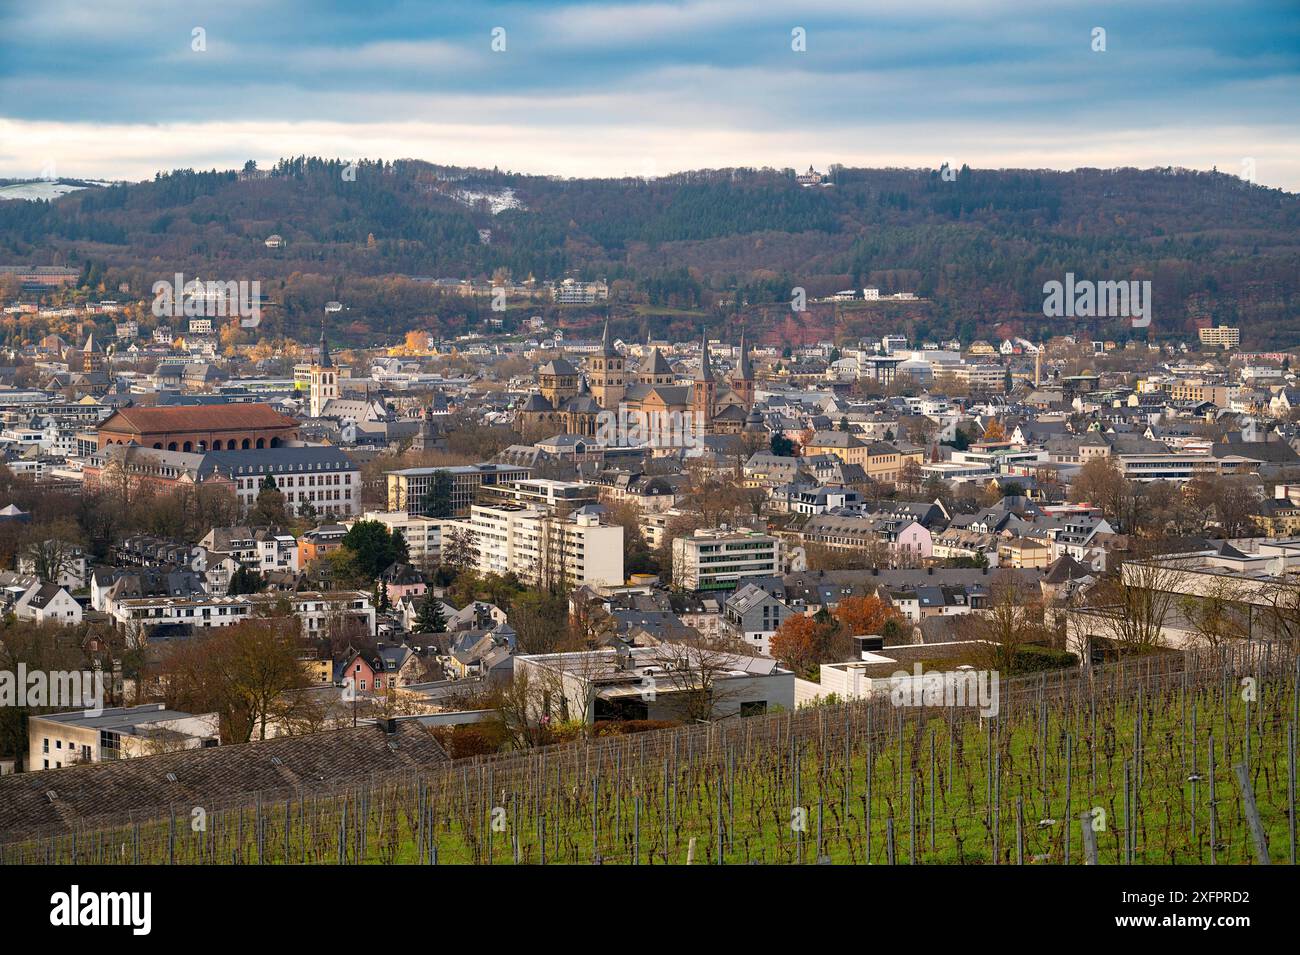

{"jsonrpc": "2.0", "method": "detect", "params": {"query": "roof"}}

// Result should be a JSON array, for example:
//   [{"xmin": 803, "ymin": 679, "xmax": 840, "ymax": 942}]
[
  {"xmin": 0, "ymin": 721, "xmax": 449, "ymax": 841},
  {"xmin": 99, "ymin": 402, "xmax": 297, "ymax": 435},
  {"xmin": 640, "ymin": 347, "xmax": 675, "ymax": 376}
]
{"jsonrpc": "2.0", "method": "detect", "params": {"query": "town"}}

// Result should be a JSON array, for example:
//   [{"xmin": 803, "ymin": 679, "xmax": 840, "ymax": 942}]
[
  {"xmin": 0, "ymin": 4, "xmax": 1296, "ymax": 912},
  {"xmin": 0, "ymin": 251, "xmax": 1297, "ymax": 867}
]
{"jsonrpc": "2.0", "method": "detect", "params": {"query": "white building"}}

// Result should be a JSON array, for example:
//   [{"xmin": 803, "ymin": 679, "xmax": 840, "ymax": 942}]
[
  {"xmin": 14, "ymin": 583, "xmax": 82, "ymax": 625},
  {"xmin": 28, "ymin": 705, "xmax": 220, "ymax": 771},
  {"xmin": 111, "ymin": 590, "xmax": 375, "ymax": 641},
  {"xmin": 448, "ymin": 504, "xmax": 624, "ymax": 588},
  {"xmin": 514, "ymin": 646, "xmax": 794, "ymax": 723},
  {"xmin": 672, "ymin": 527, "xmax": 781, "ymax": 592}
]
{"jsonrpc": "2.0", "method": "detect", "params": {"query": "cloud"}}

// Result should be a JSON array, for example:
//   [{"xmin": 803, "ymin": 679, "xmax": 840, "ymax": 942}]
[{"xmin": 0, "ymin": 0, "xmax": 1296, "ymax": 189}]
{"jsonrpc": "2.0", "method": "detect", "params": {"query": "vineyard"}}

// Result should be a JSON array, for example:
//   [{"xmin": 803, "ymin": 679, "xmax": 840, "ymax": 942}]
[{"xmin": 4, "ymin": 644, "xmax": 1298, "ymax": 865}]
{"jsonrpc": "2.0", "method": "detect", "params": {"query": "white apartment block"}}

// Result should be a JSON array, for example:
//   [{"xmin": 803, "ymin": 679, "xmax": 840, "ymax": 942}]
[
  {"xmin": 551, "ymin": 278, "xmax": 609, "ymax": 305},
  {"xmin": 111, "ymin": 590, "xmax": 375, "ymax": 642},
  {"xmin": 448, "ymin": 504, "xmax": 624, "ymax": 588},
  {"xmin": 672, "ymin": 527, "xmax": 781, "ymax": 592}
]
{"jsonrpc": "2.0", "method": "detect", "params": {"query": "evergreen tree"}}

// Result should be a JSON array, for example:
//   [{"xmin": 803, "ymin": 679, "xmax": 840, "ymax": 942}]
[
  {"xmin": 413, "ymin": 593, "xmax": 447, "ymax": 634},
  {"xmin": 422, "ymin": 469, "xmax": 455, "ymax": 518},
  {"xmin": 227, "ymin": 564, "xmax": 263, "ymax": 595}
]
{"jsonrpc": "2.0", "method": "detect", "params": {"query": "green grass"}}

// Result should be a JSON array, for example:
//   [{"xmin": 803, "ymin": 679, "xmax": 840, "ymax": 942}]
[{"xmin": 5, "ymin": 652, "xmax": 1298, "ymax": 865}]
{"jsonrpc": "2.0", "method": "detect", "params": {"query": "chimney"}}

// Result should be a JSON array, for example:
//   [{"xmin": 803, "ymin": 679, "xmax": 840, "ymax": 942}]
[
  {"xmin": 383, "ymin": 718, "xmax": 398, "ymax": 735},
  {"xmin": 853, "ymin": 634, "xmax": 884, "ymax": 658}
]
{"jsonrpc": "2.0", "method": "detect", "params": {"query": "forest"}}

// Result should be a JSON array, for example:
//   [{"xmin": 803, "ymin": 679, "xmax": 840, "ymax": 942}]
[{"xmin": 2, "ymin": 159, "xmax": 1298, "ymax": 347}]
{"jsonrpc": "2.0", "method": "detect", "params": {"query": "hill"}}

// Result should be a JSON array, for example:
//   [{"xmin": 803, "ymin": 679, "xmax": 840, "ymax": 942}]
[{"xmin": 2, "ymin": 158, "xmax": 1298, "ymax": 348}]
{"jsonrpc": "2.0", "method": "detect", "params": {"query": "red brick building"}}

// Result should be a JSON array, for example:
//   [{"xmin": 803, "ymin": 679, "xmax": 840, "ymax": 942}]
[{"xmin": 97, "ymin": 403, "xmax": 300, "ymax": 451}]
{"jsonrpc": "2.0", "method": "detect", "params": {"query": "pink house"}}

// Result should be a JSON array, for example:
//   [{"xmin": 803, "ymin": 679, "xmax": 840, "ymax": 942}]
[{"xmin": 381, "ymin": 563, "xmax": 427, "ymax": 605}]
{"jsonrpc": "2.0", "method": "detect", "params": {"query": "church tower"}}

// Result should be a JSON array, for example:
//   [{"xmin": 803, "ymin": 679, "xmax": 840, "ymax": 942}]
[
  {"xmin": 309, "ymin": 321, "xmax": 338, "ymax": 418},
  {"xmin": 730, "ymin": 327, "xmax": 755, "ymax": 410},
  {"xmin": 691, "ymin": 329, "xmax": 716, "ymax": 433},
  {"xmin": 589, "ymin": 321, "xmax": 625, "ymax": 410}
]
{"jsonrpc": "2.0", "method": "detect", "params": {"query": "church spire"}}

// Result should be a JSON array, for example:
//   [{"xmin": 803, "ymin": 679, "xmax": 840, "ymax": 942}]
[
  {"xmin": 600, "ymin": 320, "xmax": 618, "ymax": 358},
  {"xmin": 318, "ymin": 319, "xmax": 333, "ymax": 369},
  {"xmin": 736, "ymin": 326, "xmax": 753, "ymax": 380},
  {"xmin": 696, "ymin": 328, "xmax": 713, "ymax": 381}
]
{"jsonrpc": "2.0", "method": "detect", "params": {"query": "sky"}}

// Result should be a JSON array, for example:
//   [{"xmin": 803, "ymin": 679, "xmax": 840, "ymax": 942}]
[{"xmin": 2, "ymin": 0, "xmax": 1298, "ymax": 189}]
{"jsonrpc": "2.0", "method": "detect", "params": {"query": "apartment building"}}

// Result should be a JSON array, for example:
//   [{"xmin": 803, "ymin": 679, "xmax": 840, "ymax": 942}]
[
  {"xmin": 222, "ymin": 447, "xmax": 361, "ymax": 517},
  {"xmin": 385, "ymin": 463, "xmax": 530, "ymax": 517},
  {"xmin": 112, "ymin": 590, "xmax": 375, "ymax": 641},
  {"xmin": 672, "ymin": 527, "xmax": 781, "ymax": 591},
  {"xmin": 1198, "ymin": 325, "xmax": 1240, "ymax": 349},
  {"xmin": 551, "ymin": 278, "xmax": 609, "ymax": 304},
  {"xmin": 448, "ymin": 504, "xmax": 624, "ymax": 588},
  {"xmin": 479, "ymin": 477, "xmax": 601, "ymax": 512}
]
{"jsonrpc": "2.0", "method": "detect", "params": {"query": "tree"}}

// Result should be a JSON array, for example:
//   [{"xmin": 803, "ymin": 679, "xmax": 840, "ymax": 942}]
[
  {"xmin": 771, "ymin": 433, "xmax": 796, "ymax": 457},
  {"xmin": 1069, "ymin": 456, "xmax": 1134, "ymax": 530},
  {"xmin": 441, "ymin": 525, "xmax": 478, "ymax": 576},
  {"xmin": 651, "ymin": 634, "xmax": 751, "ymax": 723},
  {"xmin": 1178, "ymin": 575, "xmax": 1250, "ymax": 649},
  {"xmin": 605, "ymin": 500, "xmax": 658, "ymax": 576},
  {"xmin": 20, "ymin": 524, "xmax": 83, "ymax": 584},
  {"xmin": 391, "ymin": 528, "xmax": 410, "ymax": 565},
  {"xmin": 160, "ymin": 618, "xmax": 310, "ymax": 743},
  {"xmin": 833, "ymin": 594, "xmax": 899, "ymax": 637},
  {"xmin": 227, "ymin": 564, "xmax": 264, "ymax": 596},
  {"xmin": 967, "ymin": 574, "xmax": 1051, "ymax": 672},
  {"xmin": 413, "ymin": 593, "xmax": 447, "ymax": 634},
  {"xmin": 422, "ymin": 469, "xmax": 455, "ymax": 518},
  {"xmin": 770, "ymin": 615, "xmax": 821, "ymax": 678},
  {"xmin": 251, "ymin": 474, "xmax": 289, "ymax": 526},
  {"xmin": 340, "ymin": 519, "xmax": 401, "ymax": 579},
  {"xmin": 372, "ymin": 578, "xmax": 391, "ymax": 614},
  {"xmin": 1082, "ymin": 558, "xmax": 1182, "ymax": 657}
]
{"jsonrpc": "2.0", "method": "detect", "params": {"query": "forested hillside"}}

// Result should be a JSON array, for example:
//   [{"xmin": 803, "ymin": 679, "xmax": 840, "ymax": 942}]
[{"xmin": 2, "ymin": 158, "xmax": 1297, "ymax": 347}]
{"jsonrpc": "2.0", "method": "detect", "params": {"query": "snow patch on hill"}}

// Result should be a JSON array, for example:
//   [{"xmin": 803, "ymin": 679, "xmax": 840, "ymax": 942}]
[
  {"xmin": 452, "ymin": 187, "xmax": 523, "ymax": 215},
  {"xmin": 0, "ymin": 180, "xmax": 113, "ymax": 201}
]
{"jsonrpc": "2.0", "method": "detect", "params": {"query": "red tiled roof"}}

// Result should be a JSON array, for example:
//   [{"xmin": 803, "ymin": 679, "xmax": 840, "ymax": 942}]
[{"xmin": 100, "ymin": 403, "xmax": 298, "ymax": 435}]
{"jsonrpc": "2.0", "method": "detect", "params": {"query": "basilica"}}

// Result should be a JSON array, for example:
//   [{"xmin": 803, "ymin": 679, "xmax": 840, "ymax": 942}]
[{"xmin": 515, "ymin": 323, "xmax": 758, "ymax": 439}]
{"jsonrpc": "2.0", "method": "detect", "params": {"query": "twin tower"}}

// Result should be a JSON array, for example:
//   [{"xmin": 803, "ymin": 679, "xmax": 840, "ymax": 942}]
[{"xmin": 588, "ymin": 322, "xmax": 756, "ymax": 419}]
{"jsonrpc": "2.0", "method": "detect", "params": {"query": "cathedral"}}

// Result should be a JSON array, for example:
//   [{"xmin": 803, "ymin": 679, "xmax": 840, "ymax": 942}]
[{"xmin": 515, "ymin": 322, "xmax": 755, "ymax": 439}]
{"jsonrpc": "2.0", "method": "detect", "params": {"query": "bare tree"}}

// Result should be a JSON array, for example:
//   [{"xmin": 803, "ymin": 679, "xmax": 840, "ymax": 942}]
[
  {"xmin": 1084, "ymin": 558, "xmax": 1184, "ymax": 656},
  {"xmin": 968, "ymin": 573, "xmax": 1051, "ymax": 672},
  {"xmin": 650, "ymin": 631, "xmax": 752, "ymax": 723}
]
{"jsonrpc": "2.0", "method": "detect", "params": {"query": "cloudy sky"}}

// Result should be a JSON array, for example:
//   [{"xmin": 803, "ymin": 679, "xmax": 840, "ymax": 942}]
[{"xmin": 2, "ymin": 0, "xmax": 1298, "ymax": 188}]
